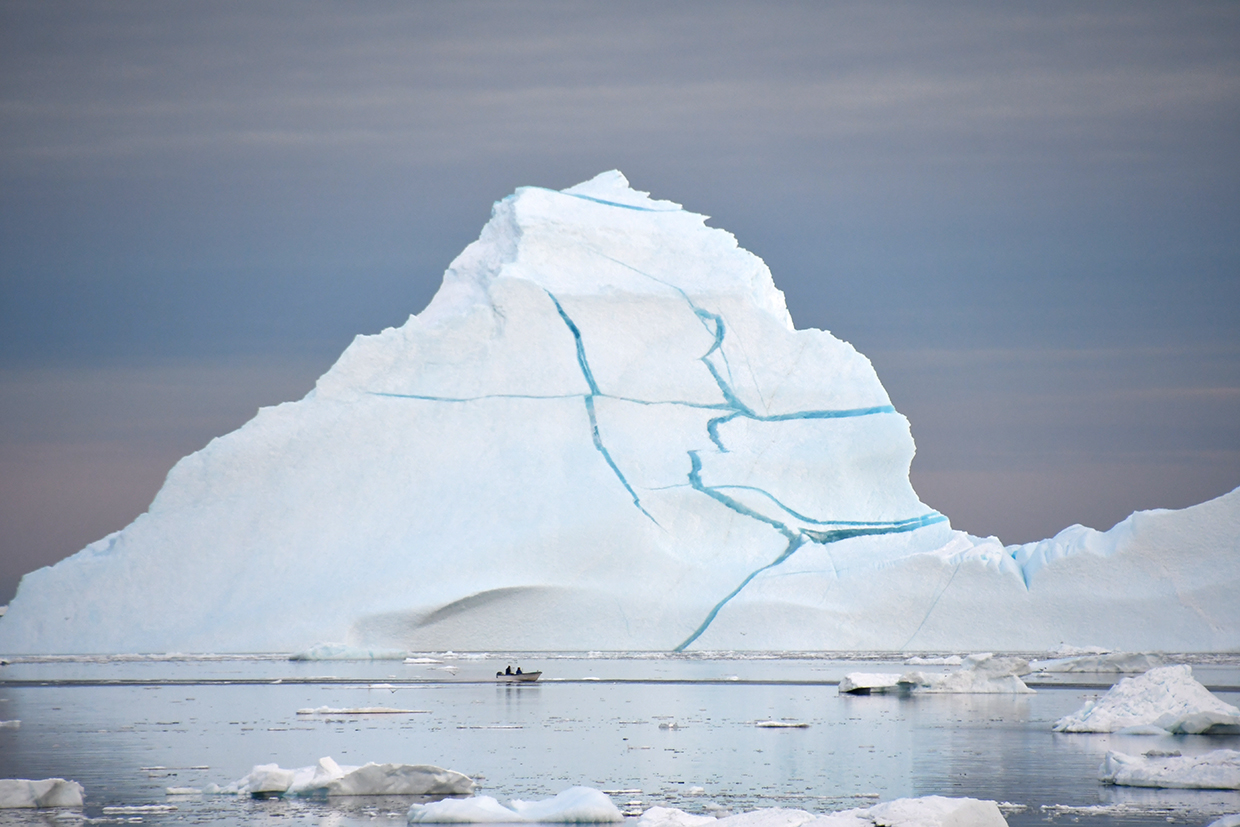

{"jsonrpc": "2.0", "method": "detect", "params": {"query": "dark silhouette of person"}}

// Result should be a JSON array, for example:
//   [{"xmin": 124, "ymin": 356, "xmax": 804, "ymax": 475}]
[
  {"xmin": 515, "ymin": 666, "xmax": 522, "ymax": 675},
  {"xmin": 505, "ymin": 665, "xmax": 513, "ymax": 675}
]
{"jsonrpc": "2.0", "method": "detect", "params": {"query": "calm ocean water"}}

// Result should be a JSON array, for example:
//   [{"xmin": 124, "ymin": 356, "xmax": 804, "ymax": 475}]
[{"xmin": 1, "ymin": 653, "xmax": 1238, "ymax": 826}]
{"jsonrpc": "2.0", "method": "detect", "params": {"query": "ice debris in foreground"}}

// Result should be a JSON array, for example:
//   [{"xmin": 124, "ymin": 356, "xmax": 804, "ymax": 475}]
[
  {"xmin": 0, "ymin": 778, "xmax": 84, "ymax": 808},
  {"xmin": 408, "ymin": 787, "xmax": 623, "ymax": 823},
  {"xmin": 296, "ymin": 706, "xmax": 428, "ymax": 715},
  {"xmin": 206, "ymin": 757, "xmax": 474, "ymax": 797},
  {"xmin": 1100, "ymin": 749, "xmax": 1240, "ymax": 789},
  {"xmin": 635, "ymin": 797, "xmax": 1007, "ymax": 827},
  {"xmin": 1053, "ymin": 665, "xmax": 1240, "ymax": 733},
  {"xmin": 840, "ymin": 653, "xmax": 1032, "ymax": 695}
]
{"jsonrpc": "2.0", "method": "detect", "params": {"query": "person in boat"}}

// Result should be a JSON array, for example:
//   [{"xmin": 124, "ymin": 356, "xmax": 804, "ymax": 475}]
[
  {"xmin": 505, "ymin": 665, "xmax": 513, "ymax": 675},
  {"xmin": 515, "ymin": 667, "xmax": 522, "ymax": 675}
]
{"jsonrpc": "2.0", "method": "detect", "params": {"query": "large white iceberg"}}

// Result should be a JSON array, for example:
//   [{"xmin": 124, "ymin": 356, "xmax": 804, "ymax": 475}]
[
  {"xmin": 1099, "ymin": 749, "xmax": 1240, "ymax": 790},
  {"xmin": 0, "ymin": 171, "xmax": 1237, "ymax": 654},
  {"xmin": 1053, "ymin": 665, "xmax": 1240, "ymax": 734}
]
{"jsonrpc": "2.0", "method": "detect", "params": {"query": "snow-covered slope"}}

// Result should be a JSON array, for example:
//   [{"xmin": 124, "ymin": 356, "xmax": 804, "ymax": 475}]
[{"xmin": 0, "ymin": 172, "xmax": 1236, "ymax": 654}]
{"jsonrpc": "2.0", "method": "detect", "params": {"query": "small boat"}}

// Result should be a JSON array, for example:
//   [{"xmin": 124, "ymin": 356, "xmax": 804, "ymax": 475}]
[{"xmin": 496, "ymin": 671, "xmax": 542, "ymax": 682}]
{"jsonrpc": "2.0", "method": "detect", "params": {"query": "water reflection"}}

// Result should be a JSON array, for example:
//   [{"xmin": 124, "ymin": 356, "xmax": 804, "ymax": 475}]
[{"xmin": 0, "ymin": 656, "xmax": 1237, "ymax": 826}]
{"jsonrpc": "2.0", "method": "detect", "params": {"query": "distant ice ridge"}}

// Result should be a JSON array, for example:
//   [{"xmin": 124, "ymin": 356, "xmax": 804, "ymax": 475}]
[
  {"xmin": 0, "ymin": 171, "xmax": 1237, "ymax": 654},
  {"xmin": 1053, "ymin": 665, "xmax": 1240, "ymax": 734}
]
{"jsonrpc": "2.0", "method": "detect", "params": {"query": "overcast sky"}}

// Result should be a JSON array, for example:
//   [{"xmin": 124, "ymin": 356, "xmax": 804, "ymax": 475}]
[{"xmin": 2, "ymin": 1, "xmax": 1238, "ymax": 604}]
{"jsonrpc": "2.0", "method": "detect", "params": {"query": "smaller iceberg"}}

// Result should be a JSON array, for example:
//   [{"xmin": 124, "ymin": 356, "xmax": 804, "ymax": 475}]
[
  {"xmin": 207, "ymin": 757, "xmax": 474, "ymax": 797},
  {"xmin": 1053, "ymin": 665, "xmax": 1240, "ymax": 734},
  {"xmin": 840, "ymin": 654, "xmax": 1032, "ymax": 695},
  {"xmin": 1100, "ymin": 749, "xmax": 1240, "ymax": 789},
  {"xmin": 408, "ymin": 787, "xmax": 623, "ymax": 823},
  {"xmin": 0, "ymin": 778, "xmax": 84, "ymax": 808}
]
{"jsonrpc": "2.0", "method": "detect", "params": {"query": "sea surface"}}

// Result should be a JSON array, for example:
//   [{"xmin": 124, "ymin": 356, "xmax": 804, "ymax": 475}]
[{"xmin": 1, "ymin": 653, "xmax": 1238, "ymax": 826}]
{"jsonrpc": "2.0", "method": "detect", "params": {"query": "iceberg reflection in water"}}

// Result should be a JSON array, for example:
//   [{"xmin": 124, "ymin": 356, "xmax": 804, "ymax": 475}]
[{"xmin": 0, "ymin": 654, "xmax": 1237, "ymax": 826}]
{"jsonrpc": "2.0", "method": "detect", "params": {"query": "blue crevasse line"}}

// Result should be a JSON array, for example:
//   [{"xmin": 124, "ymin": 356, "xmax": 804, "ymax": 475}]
[
  {"xmin": 711, "ymin": 484, "xmax": 945, "ymax": 528},
  {"xmin": 560, "ymin": 191, "xmax": 681, "ymax": 213},
  {"xmin": 545, "ymin": 292, "xmax": 601, "ymax": 396},
  {"xmin": 545, "ymin": 288, "xmax": 657, "ymax": 525},
  {"xmin": 674, "ymin": 534, "xmax": 805, "ymax": 653},
  {"xmin": 674, "ymin": 450, "xmax": 944, "ymax": 651}
]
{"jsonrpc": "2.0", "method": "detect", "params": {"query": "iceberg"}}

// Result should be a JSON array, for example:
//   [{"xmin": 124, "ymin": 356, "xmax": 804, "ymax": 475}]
[
  {"xmin": 1053, "ymin": 665, "xmax": 1240, "ymax": 734},
  {"xmin": 0, "ymin": 778, "xmax": 84, "ymax": 808},
  {"xmin": 206, "ymin": 758, "xmax": 474, "ymax": 797},
  {"xmin": 1099, "ymin": 749, "xmax": 1240, "ymax": 790},
  {"xmin": 408, "ymin": 787, "xmax": 623, "ymax": 823},
  {"xmin": 840, "ymin": 653, "xmax": 1032, "ymax": 694},
  {"xmin": 0, "ymin": 171, "xmax": 1237, "ymax": 654}
]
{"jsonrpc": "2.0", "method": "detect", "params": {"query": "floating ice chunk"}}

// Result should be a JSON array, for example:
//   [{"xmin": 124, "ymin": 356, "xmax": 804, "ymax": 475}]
[
  {"xmin": 0, "ymin": 778, "xmax": 85, "ymax": 808},
  {"xmin": 406, "ymin": 657, "xmax": 444, "ymax": 664},
  {"xmin": 842, "ymin": 654, "xmax": 1031, "ymax": 695},
  {"xmin": 211, "ymin": 758, "xmax": 473, "ymax": 797},
  {"xmin": 103, "ymin": 804, "xmax": 177, "ymax": 814},
  {"xmin": 904, "ymin": 655, "xmax": 963, "ymax": 666},
  {"xmin": 1099, "ymin": 749, "xmax": 1240, "ymax": 789},
  {"xmin": 289, "ymin": 643, "xmax": 409, "ymax": 660},
  {"xmin": 754, "ymin": 720, "xmax": 810, "ymax": 728},
  {"xmin": 165, "ymin": 787, "xmax": 202, "ymax": 795},
  {"xmin": 409, "ymin": 787, "xmax": 622, "ymax": 823},
  {"xmin": 296, "ymin": 706, "xmax": 429, "ymax": 715},
  {"xmin": 1207, "ymin": 815, "xmax": 1240, "ymax": 827},
  {"xmin": 0, "ymin": 720, "xmax": 18, "ymax": 729},
  {"xmin": 717, "ymin": 807, "xmax": 815, "ymax": 827},
  {"xmin": 511, "ymin": 787, "xmax": 625, "ymax": 822},
  {"xmin": 839, "ymin": 673, "xmax": 913, "ymax": 695},
  {"xmin": 411, "ymin": 795, "xmax": 525, "ymax": 822},
  {"xmin": 917, "ymin": 654, "xmax": 1033, "ymax": 694},
  {"xmin": 859, "ymin": 796, "xmax": 1007, "ymax": 826},
  {"xmin": 637, "ymin": 806, "xmax": 716, "ymax": 827},
  {"xmin": 1030, "ymin": 652, "xmax": 1164, "ymax": 673},
  {"xmin": 1052, "ymin": 665, "xmax": 1240, "ymax": 733}
]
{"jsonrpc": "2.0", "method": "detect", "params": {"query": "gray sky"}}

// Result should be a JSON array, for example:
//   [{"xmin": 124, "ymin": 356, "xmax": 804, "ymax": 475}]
[{"xmin": 2, "ymin": 1, "xmax": 1238, "ymax": 604}]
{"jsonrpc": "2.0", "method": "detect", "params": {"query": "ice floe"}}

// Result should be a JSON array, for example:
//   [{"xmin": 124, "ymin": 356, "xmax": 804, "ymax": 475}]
[
  {"xmin": 206, "ymin": 757, "xmax": 474, "ymax": 797},
  {"xmin": 840, "ymin": 654, "xmax": 1032, "ymax": 695},
  {"xmin": 0, "ymin": 778, "xmax": 84, "ymax": 808},
  {"xmin": 1052, "ymin": 665, "xmax": 1240, "ymax": 733},
  {"xmin": 1208, "ymin": 815, "xmax": 1240, "ymax": 827},
  {"xmin": 408, "ymin": 787, "xmax": 623, "ymax": 822},
  {"xmin": 0, "ymin": 720, "xmax": 19, "ymax": 729},
  {"xmin": 1100, "ymin": 749, "xmax": 1240, "ymax": 789},
  {"xmin": 632, "ymin": 797, "xmax": 1007, "ymax": 827}
]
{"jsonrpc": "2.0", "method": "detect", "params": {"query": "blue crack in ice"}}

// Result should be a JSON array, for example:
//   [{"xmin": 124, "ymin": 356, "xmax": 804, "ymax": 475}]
[
  {"xmin": 544, "ymin": 289, "xmax": 658, "ymax": 524},
  {"xmin": 673, "ymin": 451, "xmax": 945, "ymax": 651}
]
